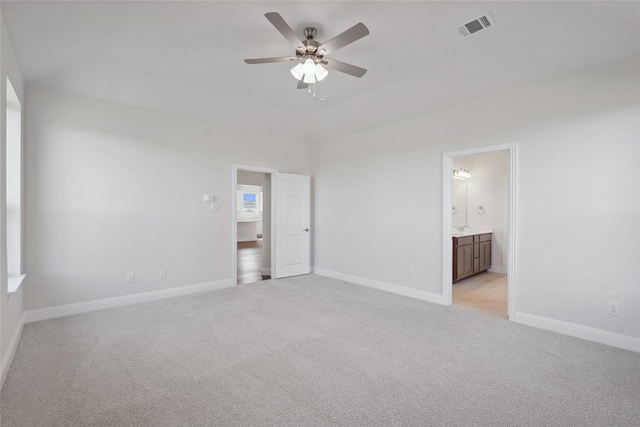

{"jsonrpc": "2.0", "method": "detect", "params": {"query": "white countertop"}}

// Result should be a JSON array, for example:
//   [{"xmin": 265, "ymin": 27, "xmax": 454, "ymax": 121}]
[{"xmin": 451, "ymin": 226, "xmax": 493, "ymax": 237}]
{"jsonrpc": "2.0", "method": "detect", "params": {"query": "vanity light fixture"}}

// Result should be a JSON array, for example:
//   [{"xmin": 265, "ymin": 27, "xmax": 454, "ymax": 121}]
[{"xmin": 453, "ymin": 168, "xmax": 471, "ymax": 180}]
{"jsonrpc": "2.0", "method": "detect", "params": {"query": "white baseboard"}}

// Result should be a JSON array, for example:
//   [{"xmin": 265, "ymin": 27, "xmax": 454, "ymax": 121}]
[
  {"xmin": 312, "ymin": 269, "xmax": 639, "ymax": 353},
  {"xmin": 1, "ymin": 312, "xmax": 25, "ymax": 389},
  {"xmin": 25, "ymin": 279, "xmax": 234, "ymax": 324},
  {"xmin": 237, "ymin": 237, "xmax": 257, "ymax": 243},
  {"xmin": 314, "ymin": 268, "xmax": 444, "ymax": 305},
  {"xmin": 515, "ymin": 312, "xmax": 640, "ymax": 353},
  {"xmin": 488, "ymin": 266, "xmax": 504, "ymax": 274},
  {"xmin": 261, "ymin": 267, "xmax": 271, "ymax": 276}
]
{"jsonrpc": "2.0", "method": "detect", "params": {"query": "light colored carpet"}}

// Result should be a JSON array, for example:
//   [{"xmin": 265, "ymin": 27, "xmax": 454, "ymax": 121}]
[{"xmin": 1, "ymin": 274, "xmax": 639, "ymax": 426}]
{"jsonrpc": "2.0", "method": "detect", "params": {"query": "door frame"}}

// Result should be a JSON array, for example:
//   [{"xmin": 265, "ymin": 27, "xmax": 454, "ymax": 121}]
[
  {"xmin": 442, "ymin": 142, "xmax": 517, "ymax": 320},
  {"xmin": 232, "ymin": 164, "xmax": 277, "ymax": 285}
]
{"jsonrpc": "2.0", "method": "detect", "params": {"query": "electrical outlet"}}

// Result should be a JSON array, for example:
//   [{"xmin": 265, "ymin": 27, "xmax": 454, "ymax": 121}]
[
  {"xmin": 608, "ymin": 301, "xmax": 620, "ymax": 316},
  {"xmin": 160, "ymin": 269, "xmax": 167, "ymax": 279},
  {"xmin": 126, "ymin": 273, "xmax": 135, "ymax": 284},
  {"xmin": 408, "ymin": 269, "xmax": 416, "ymax": 278}
]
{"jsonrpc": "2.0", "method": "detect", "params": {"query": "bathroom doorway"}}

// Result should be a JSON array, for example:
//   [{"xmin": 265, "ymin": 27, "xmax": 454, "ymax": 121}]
[{"xmin": 442, "ymin": 143, "xmax": 517, "ymax": 320}]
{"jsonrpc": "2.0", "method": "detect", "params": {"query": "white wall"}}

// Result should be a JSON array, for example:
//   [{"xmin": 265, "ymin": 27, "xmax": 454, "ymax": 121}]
[
  {"xmin": 1, "ymin": 11, "xmax": 26, "ymax": 386},
  {"xmin": 24, "ymin": 84, "xmax": 311, "ymax": 311},
  {"xmin": 312, "ymin": 56, "xmax": 639, "ymax": 343},
  {"xmin": 237, "ymin": 170, "xmax": 267, "ymax": 187}
]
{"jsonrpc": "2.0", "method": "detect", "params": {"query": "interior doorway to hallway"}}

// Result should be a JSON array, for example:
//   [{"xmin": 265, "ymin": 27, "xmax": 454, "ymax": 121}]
[
  {"xmin": 234, "ymin": 166, "xmax": 275, "ymax": 285},
  {"xmin": 232, "ymin": 166, "xmax": 311, "ymax": 285}
]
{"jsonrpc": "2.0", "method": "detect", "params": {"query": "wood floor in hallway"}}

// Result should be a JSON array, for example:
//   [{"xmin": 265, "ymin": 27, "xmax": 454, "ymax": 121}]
[
  {"xmin": 453, "ymin": 271, "xmax": 508, "ymax": 318},
  {"xmin": 237, "ymin": 238, "xmax": 269, "ymax": 285}
]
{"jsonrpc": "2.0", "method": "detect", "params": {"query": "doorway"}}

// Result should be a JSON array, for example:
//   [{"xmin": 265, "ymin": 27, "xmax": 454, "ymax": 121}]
[
  {"xmin": 442, "ymin": 143, "xmax": 517, "ymax": 320},
  {"xmin": 233, "ymin": 166, "xmax": 276, "ymax": 285},
  {"xmin": 236, "ymin": 180, "xmax": 269, "ymax": 284},
  {"xmin": 232, "ymin": 166, "xmax": 312, "ymax": 285}
]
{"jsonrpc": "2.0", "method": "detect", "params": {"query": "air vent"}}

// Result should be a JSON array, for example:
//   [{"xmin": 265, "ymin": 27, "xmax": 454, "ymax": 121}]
[{"xmin": 456, "ymin": 13, "xmax": 495, "ymax": 38}]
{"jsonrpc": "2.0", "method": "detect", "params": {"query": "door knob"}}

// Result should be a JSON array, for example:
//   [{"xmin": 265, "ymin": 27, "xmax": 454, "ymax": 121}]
[{"xmin": 303, "ymin": 228, "xmax": 309, "ymax": 232}]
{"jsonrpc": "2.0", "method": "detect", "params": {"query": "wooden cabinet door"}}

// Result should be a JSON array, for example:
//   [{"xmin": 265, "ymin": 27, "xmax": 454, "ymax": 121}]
[
  {"xmin": 457, "ymin": 245, "xmax": 474, "ymax": 280},
  {"xmin": 478, "ymin": 241, "xmax": 491, "ymax": 271},
  {"xmin": 484, "ymin": 241, "xmax": 492, "ymax": 269}
]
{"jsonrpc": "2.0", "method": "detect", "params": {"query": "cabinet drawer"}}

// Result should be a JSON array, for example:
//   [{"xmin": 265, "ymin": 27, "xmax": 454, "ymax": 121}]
[
  {"xmin": 480, "ymin": 233, "xmax": 492, "ymax": 242},
  {"xmin": 456, "ymin": 236, "xmax": 474, "ymax": 246}
]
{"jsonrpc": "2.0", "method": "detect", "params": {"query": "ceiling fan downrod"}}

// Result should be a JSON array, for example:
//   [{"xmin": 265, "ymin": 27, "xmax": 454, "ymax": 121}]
[{"xmin": 303, "ymin": 27, "xmax": 316, "ymax": 40}]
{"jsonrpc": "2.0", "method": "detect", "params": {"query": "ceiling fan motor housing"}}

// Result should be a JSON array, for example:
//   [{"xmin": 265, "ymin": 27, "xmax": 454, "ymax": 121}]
[{"xmin": 296, "ymin": 28, "xmax": 324, "ymax": 60}]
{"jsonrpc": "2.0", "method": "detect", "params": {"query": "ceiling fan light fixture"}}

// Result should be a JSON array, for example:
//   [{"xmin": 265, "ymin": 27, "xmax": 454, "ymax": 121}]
[
  {"xmin": 315, "ymin": 64, "xmax": 328, "ymax": 81},
  {"xmin": 303, "ymin": 73, "xmax": 317, "ymax": 84},
  {"xmin": 292, "ymin": 61, "xmax": 328, "ymax": 83},
  {"xmin": 290, "ymin": 63, "xmax": 304, "ymax": 80},
  {"xmin": 302, "ymin": 57, "xmax": 316, "ymax": 75}
]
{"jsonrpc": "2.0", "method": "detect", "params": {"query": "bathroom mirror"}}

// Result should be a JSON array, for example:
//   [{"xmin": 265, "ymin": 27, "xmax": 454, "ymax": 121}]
[{"xmin": 452, "ymin": 178, "xmax": 467, "ymax": 227}]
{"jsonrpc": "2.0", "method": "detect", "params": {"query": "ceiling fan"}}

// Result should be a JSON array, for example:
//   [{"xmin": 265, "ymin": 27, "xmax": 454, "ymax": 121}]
[{"xmin": 244, "ymin": 12, "xmax": 369, "ymax": 90}]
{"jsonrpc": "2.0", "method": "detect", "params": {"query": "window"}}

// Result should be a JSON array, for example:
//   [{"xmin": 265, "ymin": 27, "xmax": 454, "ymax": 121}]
[
  {"xmin": 6, "ymin": 78, "xmax": 24, "ymax": 293},
  {"xmin": 237, "ymin": 184, "xmax": 263, "ymax": 221},
  {"xmin": 243, "ymin": 193, "xmax": 257, "ymax": 213}
]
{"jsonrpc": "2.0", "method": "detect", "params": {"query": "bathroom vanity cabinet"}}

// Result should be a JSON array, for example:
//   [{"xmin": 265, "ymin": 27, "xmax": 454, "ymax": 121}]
[{"xmin": 452, "ymin": 233, "xmax": 492, "ymax": 282}]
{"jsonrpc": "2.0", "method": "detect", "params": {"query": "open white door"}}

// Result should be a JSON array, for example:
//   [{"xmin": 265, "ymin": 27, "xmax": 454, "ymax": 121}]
[{"xmin": 274, "ymin": 173, "xmax": 310, "ymax": 279}]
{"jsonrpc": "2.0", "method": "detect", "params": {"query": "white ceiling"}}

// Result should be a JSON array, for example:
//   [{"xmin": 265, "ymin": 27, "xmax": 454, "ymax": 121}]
[{"xmin": 2, "ymin": 1, "xmax": 639, "ymax": 144}]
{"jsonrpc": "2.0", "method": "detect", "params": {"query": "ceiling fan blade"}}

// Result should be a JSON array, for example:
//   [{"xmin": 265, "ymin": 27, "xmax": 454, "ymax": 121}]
[
  {"xmin": 318, "ymin": 23, "xmax": 369, "ymax": 55},
  {"xmin": 297, "ymin": 80, "xmax": 309, "ymax": 90},
  {"xmin": 244, "ymin": 57, "xmax": 297, "ymax": 64},
  {"xmin": 265, "ymin": 12, "xmax": 304, "ymax": 51},
  {"xmin": 321, "ymin": 59, "xmax": 367, "ymax": 78}
]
